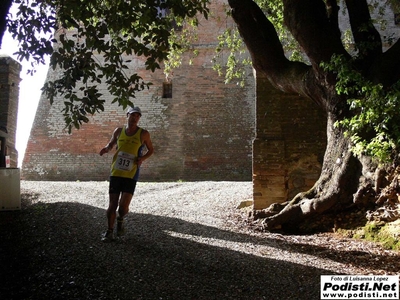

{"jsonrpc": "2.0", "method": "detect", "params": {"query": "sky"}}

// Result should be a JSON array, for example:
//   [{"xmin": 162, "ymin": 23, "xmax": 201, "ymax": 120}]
[{"xmin": 0, "ymin": 31, "xmax": 49, "ymax": 167}]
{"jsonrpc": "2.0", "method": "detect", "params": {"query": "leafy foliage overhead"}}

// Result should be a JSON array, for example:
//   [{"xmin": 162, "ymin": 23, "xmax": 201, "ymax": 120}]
[{"xmin": 6, "ymin": 0, "xmax": 209, "ymax": 132}]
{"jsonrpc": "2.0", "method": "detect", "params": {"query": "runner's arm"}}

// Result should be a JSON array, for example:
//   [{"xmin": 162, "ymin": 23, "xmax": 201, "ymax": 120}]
[{"xmin": 99, "ymin": 128, "xmax": 122, "ymax": 156}]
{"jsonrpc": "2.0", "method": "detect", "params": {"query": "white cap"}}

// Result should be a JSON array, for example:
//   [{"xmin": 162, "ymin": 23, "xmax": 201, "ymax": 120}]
[{"xmin": 127, "ymin": 107, "xmax": 142, "ymax": 116}]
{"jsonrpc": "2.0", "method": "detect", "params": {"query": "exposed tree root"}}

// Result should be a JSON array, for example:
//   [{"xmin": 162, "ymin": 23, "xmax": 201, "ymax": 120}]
[{"xmin": 252, "ymin": 164, "xmax": 400, "ymax": 233}]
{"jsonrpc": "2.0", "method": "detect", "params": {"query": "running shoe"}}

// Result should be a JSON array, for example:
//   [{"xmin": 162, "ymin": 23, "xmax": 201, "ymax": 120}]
[{"xmin": 101, "ymin": 229, "xmax": 114, "ymax": 242}]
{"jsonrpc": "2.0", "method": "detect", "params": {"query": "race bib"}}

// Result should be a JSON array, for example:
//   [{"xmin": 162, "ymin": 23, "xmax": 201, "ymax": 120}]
[{"xmin": 115, "ymin": 151, "xmax": 135, "ymax": 171}]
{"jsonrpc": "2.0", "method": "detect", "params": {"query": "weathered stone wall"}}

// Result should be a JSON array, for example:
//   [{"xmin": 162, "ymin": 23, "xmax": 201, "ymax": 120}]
[
  {"xmin": 21, "ymin": 0, "xmax": 256, "ymax": 182},
  {"xmin": 0, "ymin": 55, "xmax": 21, "ymax": 168},
  {"xmin": 253, "ymin": 74, "xmax": 327, "ymax": 210}
]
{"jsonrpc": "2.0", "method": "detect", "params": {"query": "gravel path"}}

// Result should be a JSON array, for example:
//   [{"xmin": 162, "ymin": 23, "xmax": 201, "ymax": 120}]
[{"xmin": 1, "ymin": 181, "xmax": 399, "ymax": 300}]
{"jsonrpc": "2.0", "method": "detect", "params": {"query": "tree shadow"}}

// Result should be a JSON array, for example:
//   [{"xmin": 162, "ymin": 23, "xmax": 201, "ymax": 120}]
[
  {"xmin": 0, "ymin": 199, "xmax": 326, "ymax": 300},
  {"xmin": 0, "ymin": 193, "xmax": 397, "ymax": 300}
]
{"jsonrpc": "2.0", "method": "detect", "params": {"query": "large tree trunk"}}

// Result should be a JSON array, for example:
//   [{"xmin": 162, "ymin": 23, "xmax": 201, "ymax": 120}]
[
  {"xmin": 227, "ymin": 0, "xmax": 400, "ymax": 231},
  {"xmin": 262, "ymin": 114, "xmax": 377, "ymax": 230}
]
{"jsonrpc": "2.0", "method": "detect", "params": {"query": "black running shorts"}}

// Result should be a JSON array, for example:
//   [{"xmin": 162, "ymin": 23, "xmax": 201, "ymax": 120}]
[{"xmin": 109, "ymin": 176, "xmax": 137, "ymax": 195}]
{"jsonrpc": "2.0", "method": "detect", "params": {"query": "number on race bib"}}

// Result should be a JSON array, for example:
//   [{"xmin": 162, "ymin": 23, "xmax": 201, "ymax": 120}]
[{"xmin": 115, "ymin": 151, "xmax": 135, "ymax": 171}]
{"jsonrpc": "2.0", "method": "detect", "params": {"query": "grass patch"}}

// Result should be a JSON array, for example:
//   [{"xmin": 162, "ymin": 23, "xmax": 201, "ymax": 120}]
[{"xmin": 352, "ymin": 221, "xmax": 400, "ymax": 250}]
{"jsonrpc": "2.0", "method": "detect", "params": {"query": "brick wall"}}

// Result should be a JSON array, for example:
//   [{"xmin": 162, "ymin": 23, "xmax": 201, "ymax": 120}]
[
  {"xmin": 21, "ymin": 0, "xmax": 256, "ymax": 182},
  {"xmin": 0, "ymin": 55, "xmax": 21, "ymax": 168},
  {"xmin": 253, "ymin": 74, "xmax": 326, "ymax": 210}
]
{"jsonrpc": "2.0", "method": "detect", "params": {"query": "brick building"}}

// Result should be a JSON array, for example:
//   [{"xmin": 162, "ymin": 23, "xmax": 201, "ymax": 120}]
[{"xmin": 22, "ymin": 0, "xmax": 257, "ymax": 182}]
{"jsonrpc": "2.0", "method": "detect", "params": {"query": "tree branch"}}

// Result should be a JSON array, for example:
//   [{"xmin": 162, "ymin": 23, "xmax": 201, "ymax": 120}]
[
  {"xmin": 283, "ymin": 0, "xmax": 348, "ymax": 66},
  {"xmin": 228, "ymin": 0, "xmax": 287, "ymax": 71},
  {"xmin": 345, "ymin": 0, "xmax": 382, "ymax": 65},
  {"xmin": 228, "ymin": 0, "xmax": 313, "ymax": 97},
  {"xmin": 325, "ymin": 0, "xmax": 340, "ymax": 28},
  {"xmin": 369, "ymin": 38, "xmax": 400, "ymax": 86}
]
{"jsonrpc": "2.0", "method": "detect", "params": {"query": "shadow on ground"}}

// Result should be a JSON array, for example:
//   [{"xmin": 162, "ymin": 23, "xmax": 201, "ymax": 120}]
[{"xmin": 0, "ymin": 193, "xmax": 394, "ymax": 300}]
